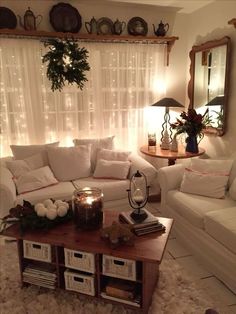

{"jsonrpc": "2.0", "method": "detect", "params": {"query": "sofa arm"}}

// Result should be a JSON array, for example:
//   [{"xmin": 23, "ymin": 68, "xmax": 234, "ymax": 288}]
[
  {"xmin": 0, "ymin": 166, "xmax": 17, "ymax": 218},
  {"xmin": 158, "ymin": 164, "xmax": 184, "ymax": 207},
  {"xmin": 129, "ymin": 153, "xmax": 158, "ymax": 187}
]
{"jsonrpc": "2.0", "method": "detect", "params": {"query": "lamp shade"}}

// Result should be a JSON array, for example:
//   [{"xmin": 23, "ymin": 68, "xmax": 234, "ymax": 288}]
[
  {"xmin": 151, "ymin": 97, "xmax": 184, "ymax": 108},
  {"xmin": 205, "ymin": 95, "xmax": 224, "ymax": 106}
]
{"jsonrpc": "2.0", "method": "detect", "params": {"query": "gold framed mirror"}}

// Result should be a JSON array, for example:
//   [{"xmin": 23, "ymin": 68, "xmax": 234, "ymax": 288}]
[{"xmin": 188, "ymin": 36, "xmax": 231, "ymax": 136}]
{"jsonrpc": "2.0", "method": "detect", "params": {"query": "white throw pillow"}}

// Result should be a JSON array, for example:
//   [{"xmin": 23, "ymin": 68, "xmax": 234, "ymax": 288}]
[
  {"xmin": 47, "ymin": 145, "xmax": 91, "ymax": 181},
  {"xmin": 180, "ymin": 168, "xmax": 229, "ymax": 199},
  {"xmin": 190, "ymin": 158, "xmax": 233, "ymax": 175},
  {"xmin": 15, "ymin": 166, "xmax": 58, "ymax": 194},
  {"xmin": 6, "ymin": 153, "xmax": 45, "ymax": 178},
  {"xmin": 229, "ymin": 177, "xmax": 236, "ymax": 200},
  {"xmin": 97, "ymin": 148, "xmax": 130, "ymax": 162},
  {"xmin": 73, "ymin": 136, "xmax": 114, "ymax": 171},
  {"xmin": 10, "ymin": 142, "xmax": 59, "ymax": 165},
  {"xmin": 93, "ymin": 159, "xmax": 130, "ymax": 180}
]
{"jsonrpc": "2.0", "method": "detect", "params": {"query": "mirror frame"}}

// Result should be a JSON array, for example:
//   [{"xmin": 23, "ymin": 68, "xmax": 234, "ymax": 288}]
[{"xmin": 188, "ymin": 36, "xmax": 231, "ymax": 136}]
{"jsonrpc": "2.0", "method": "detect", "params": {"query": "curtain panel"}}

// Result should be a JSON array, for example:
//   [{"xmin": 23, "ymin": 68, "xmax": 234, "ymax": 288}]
[{"xmin": 0, "ymin": 38, "xmax": 166, "ymax": 157}]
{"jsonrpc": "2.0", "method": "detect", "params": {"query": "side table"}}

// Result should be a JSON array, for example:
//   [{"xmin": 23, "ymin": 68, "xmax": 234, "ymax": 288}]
[{"xmin": 140, "ymin": 145, "xmax": 205, "ymax": 166}]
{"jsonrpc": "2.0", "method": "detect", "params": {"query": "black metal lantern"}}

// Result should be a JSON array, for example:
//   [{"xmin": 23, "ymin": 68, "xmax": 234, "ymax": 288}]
[{"xmin": 127, "ymin": 170, "xmax": 150, "ymax": 222}]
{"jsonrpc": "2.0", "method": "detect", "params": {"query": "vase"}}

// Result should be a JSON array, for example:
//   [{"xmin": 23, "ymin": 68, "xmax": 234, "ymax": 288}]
[{"xmin": 185, "ymin": 134, "xmax": 198, "ymax": 153}]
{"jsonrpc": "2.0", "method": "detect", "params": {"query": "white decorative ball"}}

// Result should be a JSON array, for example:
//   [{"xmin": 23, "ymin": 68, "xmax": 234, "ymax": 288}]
[
  {"xmin": 46, "ymin": 209, "xmax": 57, "ymax": 220},
  {"xmin": 54, "ymin": 200, "xmax": 64, "ymax": 207},
  {"xmin": 43, "ymin": 199, "xmax": 54, "ymax": 208},
  {"xmin": 37, "ymin": 206, "xmax": 47, "ymax": 217},
  {"xmin": 57, "ymin": 206, "xmax": 68, "ymax": 217},
  {"xmin": 34, "ymin": 203, "xmax": 44, "ymax": 213},
  {"xmin": 47, "ymin": 204, "xmax": 57, "ymax": 210},
  {"xmin": 60, "ymin": 202, "xmax": 69, "ymax": 210}
]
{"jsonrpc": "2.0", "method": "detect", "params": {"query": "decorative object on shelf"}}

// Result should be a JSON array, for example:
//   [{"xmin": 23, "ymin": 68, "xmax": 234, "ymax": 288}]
[
  {"xmin": 151, "ymin": 97, "xmax": 184, "ymax": 150},
  {"xmin": 113, "ymin": 19, "xmax": 126, "ymax": 35},
  {"xmin": 0, "ymin": 7, "xmax": 17, "ymax": 29},
  {"xmin": 153, "ymin": 20, "xmax": 169, "ymax": 36},
  {"xmin": 0, "ymin": 200, "xmax": 73, "ymax": 233},
  {"xmin": 18, "ymin": 7, "xmax": 42, "ymax": 31},
  {"xmin": 96, "ymin": 17, "xmax": 114, "ymax": 35},
  {"xmin": 170, "ymin": 134, "xmax": 178, "ymax": 152},
  {"xmin": 42, "ymin": 38, "xmax": 90, "ymax": 92},
  {"xmin": 127, "ymin": 17, "xmax": 148, "ymax": 36},
  {"xmin": 101, "ymin": 221, "xmax": 134, "ymax": 248},
  {"xmin": 73, "ymin": 187, "xmax": 103, "ymax": 230},
  {"xmin": 127, "ymin": 170, "xmax": 150, "ymax": 222},
  {"xmin": 148, "ymin": 133, "xmax": 156, "ymax": 150},
  {"xmin": 49, "ymin": 2, "xmax": 82, "ymax": 33},
  {"xmin": 171, "ymin": 108, "xmax": 208, "ymax": 153},
  {"xmin": 85, "ymin": 16, "xmax": 97, "ymax": 34}
]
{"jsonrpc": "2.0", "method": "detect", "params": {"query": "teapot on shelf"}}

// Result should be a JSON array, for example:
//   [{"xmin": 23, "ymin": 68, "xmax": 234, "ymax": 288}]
[
  {"xmin": 153, "ymin": 20, "xmax": 169, "ymax": 36},
  {"xmin": 85, "ymin": 16, "xmax": 97, "ymax": 34},
  {"xmin": 18, "ymin": 7, "xmax": 42, "ymax": 31},
  {"xmin": 113, "ymin": 19, "xmax": 126, "ymax": 35}
]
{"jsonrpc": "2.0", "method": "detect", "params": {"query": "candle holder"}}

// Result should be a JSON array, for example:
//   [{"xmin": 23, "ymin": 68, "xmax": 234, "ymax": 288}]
[
  {"xmin": 127, "ymin": 171, "xmax": 150, "ymax": 222},
  {"xmin": 72, "ymin": 187, "xmax": 103, "ymax": 230},
  {"xmin": 148, "ymin": 133, "xmax": 156, "ymax": 151}
]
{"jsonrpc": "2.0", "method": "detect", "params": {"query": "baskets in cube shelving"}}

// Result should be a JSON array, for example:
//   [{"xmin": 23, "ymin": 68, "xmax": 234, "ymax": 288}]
[
  {"xmin": 64, "ymin": 248, "xmax": 95, "ymax": 273},
  {"xmin": 64, "ymin": 269, "xmax": 95, "ymax": 296},
  {"xmin": 102, "ymin": 255, "xmax": 136, "ymax": 281},
  {"xmin": 23, "ymin": 240, "xmax": 51, "ymax": 262}
]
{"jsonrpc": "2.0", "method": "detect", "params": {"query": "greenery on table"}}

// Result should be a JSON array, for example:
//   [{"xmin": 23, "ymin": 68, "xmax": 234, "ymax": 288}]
[{"xmin": 42, "ymin": 39, "xmax": 90, "ymax": 92}]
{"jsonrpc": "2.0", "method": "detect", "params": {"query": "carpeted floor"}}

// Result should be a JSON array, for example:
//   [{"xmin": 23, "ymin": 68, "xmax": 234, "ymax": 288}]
[{"xmin": 0, "ymin": 242, "xmax": 232, "ymax": 314}]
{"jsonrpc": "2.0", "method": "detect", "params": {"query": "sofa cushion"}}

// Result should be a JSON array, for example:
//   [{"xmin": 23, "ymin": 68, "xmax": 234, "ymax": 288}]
[
  {"xmin": 93, "ymin": 159, "xmax": 130, "ymax": 180},
  {"xmin": 47, "ymin": 146, "xmax": 91, "ymax": 181},
  {"xmin": 229, "ymin": 177, "xmax": 236, "ymax": 201},
  {"xmin": 16, "ymin": 181, "xmax": 75, "ymax": 205},
  {"xmin": 190, "ymin": 158, "xmax": 233, "ymax": 175},
  {"xmin": 73, "ymin": 136, "xmax": 114, "ymax": 171},
  {"xmin": 96, "ymin": 148, "xmax": 130, "ymax": 162},
  {"xmin": 180, "ymin": 168, "xmax": 229, "ymax": 199},
  {"xmin": 167, "ymin": 190, "xmax": 236, "ymax": 229},
  {"xmin": 10, "ymin": 142, "xmax": 59, "ymax": 164},
  {"xmin": 72, "ymin": 177, "xmax": 129, "ymax": 202},
  {"xmin": 204, "ymin": 207, "xmax": 236, "ymax": 254}
]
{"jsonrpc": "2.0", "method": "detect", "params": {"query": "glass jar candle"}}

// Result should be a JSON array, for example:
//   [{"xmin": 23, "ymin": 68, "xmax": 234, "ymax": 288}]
[{"xmin": 73, "ymin": 188, "xmax": 103, "ymax": 230}]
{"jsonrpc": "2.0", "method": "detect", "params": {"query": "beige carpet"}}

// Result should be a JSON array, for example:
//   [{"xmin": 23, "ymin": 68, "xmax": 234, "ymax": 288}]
[{"xmin": 0, "ymin": 241, "xmax": 232, "ymax": 314}]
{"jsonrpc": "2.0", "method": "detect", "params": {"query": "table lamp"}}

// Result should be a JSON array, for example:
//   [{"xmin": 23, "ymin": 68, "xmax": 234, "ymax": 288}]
[{"xmin": 151, "ymin": 98, "xmax": 184, "ymax": 150}]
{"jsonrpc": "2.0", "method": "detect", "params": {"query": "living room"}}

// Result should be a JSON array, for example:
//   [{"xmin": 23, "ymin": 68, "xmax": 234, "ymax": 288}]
[{"xmin": 0, "ymin": 0, "xmax": 236, "ymax": 313}]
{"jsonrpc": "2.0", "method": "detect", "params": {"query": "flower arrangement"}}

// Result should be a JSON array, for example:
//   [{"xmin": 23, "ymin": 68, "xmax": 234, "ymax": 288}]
[
  {"xmin": 171, "ymin": 108, "xmax": 208, "ymax": 137},
  {"xmin": 0, "ymin": 200, "xmax": 73, "ymax": 234}
]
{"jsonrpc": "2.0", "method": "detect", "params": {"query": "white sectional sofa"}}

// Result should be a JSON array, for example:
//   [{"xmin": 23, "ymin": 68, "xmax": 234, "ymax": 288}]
[
  {"xmin": 158, "ymin": 162, "xmax": 236, "ymax": 294},
  {"xmin": 0, "ymin": 142, "xmax": 158, "ymax": 218}
]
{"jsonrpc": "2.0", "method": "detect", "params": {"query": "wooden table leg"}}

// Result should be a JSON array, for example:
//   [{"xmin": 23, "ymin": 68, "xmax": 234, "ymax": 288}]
[{"xmin": 168, "ymin": 159, "xmax": 176, "ymax": 166}]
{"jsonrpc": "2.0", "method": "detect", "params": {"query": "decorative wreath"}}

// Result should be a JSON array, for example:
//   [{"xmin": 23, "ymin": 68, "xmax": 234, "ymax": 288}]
[{"xmin": 42, "ymin": 39, "xmax": 90, "ymax": 92}]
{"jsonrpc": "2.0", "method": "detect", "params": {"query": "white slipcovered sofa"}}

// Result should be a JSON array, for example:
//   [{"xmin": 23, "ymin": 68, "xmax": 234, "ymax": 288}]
[
  {"xmin": 158, "ymin": 159, "xmax": 236, "ymax": 294},
  {"xmin": 0, "ymin": 139, "xmax": 158, "ymax": 218}
]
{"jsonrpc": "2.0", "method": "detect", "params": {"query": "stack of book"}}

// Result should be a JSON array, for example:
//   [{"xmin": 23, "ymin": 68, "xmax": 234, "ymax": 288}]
[
  {"xmin": 23, "ymin": 264, "xmax": 57, "ymax": 289},
  {"xmin": 119, "ymin": 208, "xmax": 165, "ymax": 236}
]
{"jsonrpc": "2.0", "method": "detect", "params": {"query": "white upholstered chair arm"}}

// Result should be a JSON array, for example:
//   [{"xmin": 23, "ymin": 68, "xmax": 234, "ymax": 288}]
[{"xmin": 0, "ymin": 166, "xmax": 17, "ymax": 218}]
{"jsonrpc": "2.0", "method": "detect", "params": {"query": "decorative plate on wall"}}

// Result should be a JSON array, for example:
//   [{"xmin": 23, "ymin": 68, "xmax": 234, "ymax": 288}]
[
  {"xmin": 0, "ymin": 7, "xmax": 17, "ymax": 29},
  {"xmin": 127, "ymin": 17, "xmax": 148, "ymax": 36},
  {"xmin": 97, "ymin": 17, "xmax": 114, "ymax": 35},
  {"xmin": 49, "ymin": 3, "xmax": 82, "ymax": 33}
]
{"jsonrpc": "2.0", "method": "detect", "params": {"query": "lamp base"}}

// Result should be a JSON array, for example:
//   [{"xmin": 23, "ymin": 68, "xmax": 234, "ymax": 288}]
[{"xmin": 130, "ymin": 208, "xmax": 148, "ymax": 223}]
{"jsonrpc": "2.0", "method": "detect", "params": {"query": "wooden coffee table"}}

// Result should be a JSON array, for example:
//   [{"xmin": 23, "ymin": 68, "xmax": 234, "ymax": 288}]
[{"xmin": 2, "ymin": 210, "xmax": 173, "ymax": 313}]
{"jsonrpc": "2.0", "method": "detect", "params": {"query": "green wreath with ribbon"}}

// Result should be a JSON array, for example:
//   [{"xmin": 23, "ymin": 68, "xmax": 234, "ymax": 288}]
[{"xmin": 42, "ymin": 39, "xmax": 90, "ymax": 92}]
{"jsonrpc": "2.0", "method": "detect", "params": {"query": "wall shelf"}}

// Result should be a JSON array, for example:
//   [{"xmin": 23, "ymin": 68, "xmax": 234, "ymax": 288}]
[
  {"xmin": 0, "ymin": 28, "xmax": 179, "ymax": 65},
  {"xmin": 228, "ymin": 18, "xmax": 236, "ymax": 28}
]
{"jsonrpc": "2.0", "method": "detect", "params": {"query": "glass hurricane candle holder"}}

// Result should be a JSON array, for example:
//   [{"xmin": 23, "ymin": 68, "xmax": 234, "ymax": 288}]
[{"xmin": 73, "ymin": 187, "xmax": 103, "ymax": 230}]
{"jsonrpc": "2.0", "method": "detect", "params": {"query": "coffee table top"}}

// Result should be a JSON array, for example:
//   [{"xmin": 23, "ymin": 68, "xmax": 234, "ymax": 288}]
[{"xmin": 2, "ymin": 210, "xmax": 173, "ymax": 264}]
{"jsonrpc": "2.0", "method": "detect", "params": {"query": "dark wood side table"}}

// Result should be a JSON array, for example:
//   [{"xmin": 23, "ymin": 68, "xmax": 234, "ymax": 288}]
[{"xmin": 140, "ymin": 145, "xmax": 205, "ymax": 166}]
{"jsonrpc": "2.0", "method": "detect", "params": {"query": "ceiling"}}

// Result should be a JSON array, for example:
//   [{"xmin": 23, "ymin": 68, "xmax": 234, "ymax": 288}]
[{"xmin": 107, "ymin": 0, "xmax": 216, "ymax": 13}]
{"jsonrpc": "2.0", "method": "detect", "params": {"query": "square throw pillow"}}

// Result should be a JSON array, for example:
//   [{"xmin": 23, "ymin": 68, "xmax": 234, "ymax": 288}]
[
  {"xmin": 10, "ymin": 142, "xmax": 59, "ymax": 165},
  {"xmin": 6, "ymin": 152, "xmax": 45, "ymax": 178},
  {"xmin": 180, "ymin": 168, "xmax": 229, "ymax": 199},
  {"xmin": 190, "ymin": 158, "xmax": 233, "ymax": 175},
  {"xmin": 96, "ymin": 148, "xmax": 130, "ymax": 162},
  {"xmin": 73, "ymin": 136, "xmax": 114, "ymax": 171},
  {"xmin": 15, "ymin": 166, "xmax": 58, "ymax": 194},
  {"xmin": 47, "ymin": 145, "xmax": 91, "ymax": 181},
  {"xmin": 93, "ymin": 159, "xmax": 130, "ymax": 180}
]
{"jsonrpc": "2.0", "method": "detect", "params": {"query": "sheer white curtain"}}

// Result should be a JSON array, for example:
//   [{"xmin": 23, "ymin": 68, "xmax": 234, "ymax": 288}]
[{"xmin": 0, "ymin": 38, "xmax": 166, "ymax": 157}]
